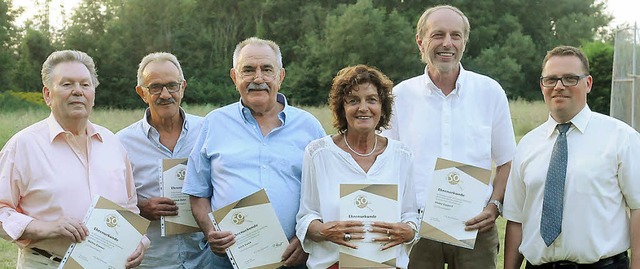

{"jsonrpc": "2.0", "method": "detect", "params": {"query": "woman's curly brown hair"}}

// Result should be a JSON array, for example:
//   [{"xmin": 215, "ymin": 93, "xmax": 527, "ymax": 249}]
[{"xmin": 328, "ymin": 65, "xmax": 394, "ymax": 134}]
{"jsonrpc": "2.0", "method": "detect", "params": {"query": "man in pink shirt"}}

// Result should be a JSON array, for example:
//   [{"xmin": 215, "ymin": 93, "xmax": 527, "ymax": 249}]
[{"xmin": 0, "ymin": 50, "xmax": 147, "ymax": 268}]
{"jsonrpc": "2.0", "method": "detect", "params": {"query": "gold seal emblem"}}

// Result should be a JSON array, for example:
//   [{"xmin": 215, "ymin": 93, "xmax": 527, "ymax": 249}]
[
  {"xmin": 447, "ymin": 172, "xmax": 460, "ymax": 185},
  {"xmin": 105, "ymin": 214, "xmax": 118, "ymax": 228},
  {"xmin": 232, "ymin": 212, "xmax": 245, "ymax": 225},
  {"xmin": 176, "ymin": 168, "xmax": 186, "ymax": 181},
  {"xmin": 355, "ymin": 195, "xmax": 369, "ymax": 209}
]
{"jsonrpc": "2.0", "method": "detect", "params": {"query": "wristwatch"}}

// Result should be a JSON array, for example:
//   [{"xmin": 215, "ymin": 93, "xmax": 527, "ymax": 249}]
[{"xmin": 487, "ymin": 199, "xmax": 503, "ymax": 215}]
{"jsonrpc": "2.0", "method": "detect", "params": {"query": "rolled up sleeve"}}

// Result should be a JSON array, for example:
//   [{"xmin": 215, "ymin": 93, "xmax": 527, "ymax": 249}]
[{"xmin": 0, "ymin": 142, "xmax": 34, "ymax": 243}]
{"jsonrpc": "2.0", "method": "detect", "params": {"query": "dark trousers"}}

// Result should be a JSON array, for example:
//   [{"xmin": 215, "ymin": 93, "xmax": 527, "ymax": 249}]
[{"xmin": 525, "ymin": 252, "xmax": 629, "ymax": 269}]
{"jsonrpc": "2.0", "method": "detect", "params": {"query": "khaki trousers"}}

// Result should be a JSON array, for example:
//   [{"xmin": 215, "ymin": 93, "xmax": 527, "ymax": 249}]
[
  {"xmin": 16, "ymin": 248, "xmax": 60, "ymax": 269},
  {"xmin": 408, "ymin": 225, "xmax": 499, "ymax": 269}
]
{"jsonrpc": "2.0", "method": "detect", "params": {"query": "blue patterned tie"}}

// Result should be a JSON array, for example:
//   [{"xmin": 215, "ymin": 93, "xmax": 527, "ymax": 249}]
[{"xmin": 540, "ymin": 123, "xmax": 571, "ymax": 246}]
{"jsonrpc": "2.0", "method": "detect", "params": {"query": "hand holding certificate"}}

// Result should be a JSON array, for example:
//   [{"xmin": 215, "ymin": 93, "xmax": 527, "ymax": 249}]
[
  {"xmin": 339, "ymin": 184, "xmax": 399, "ymax": 268},
  {"xmin": 58, "ymin": 196, "xmax": 150, "ymax": 269},
  {"xmin": 160, "ymin": 158, "xmax": 200, "ymax": 236},
  {"xmin": 419, "ymin": 158, "xmax": 491, "ymax": 249},
  {"xmin": 209, "ymin": 189, "xmax": 289, "ymax": 269}
]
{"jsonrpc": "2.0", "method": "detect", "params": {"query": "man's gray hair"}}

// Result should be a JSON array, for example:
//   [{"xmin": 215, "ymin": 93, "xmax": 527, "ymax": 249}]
[
  {"xmin": 232, "ymin": 37, "xmax": 283, "ymax": 69},
  {"xmin": 137, "ymin": 52, "xmax": 185, "ymax": 86},
  {"xmin": 416, "ymin": 5, "xmax": 470, "ymax": 42},
  {"xmin": 41, "ymin": 50, "xmax": 99, "ymax": 88}
]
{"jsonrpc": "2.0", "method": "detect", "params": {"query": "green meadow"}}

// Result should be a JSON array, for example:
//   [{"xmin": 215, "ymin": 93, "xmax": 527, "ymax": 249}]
[{"xmin": 0, "ymin": 100, "xmax": 547, "ymax": 268}]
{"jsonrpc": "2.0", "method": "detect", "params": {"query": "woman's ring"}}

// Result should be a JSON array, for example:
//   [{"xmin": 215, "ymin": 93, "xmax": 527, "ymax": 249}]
[
  {"xmin": 344, "ymin": 233, "xmax": 351, "ymax": 241},
  {"xmin": 386, "ymin": 229, "xmax": 390, "ymax": 235},
  {"xmin": 388, "ymin": 236, "xmax": 392, "ymax": 241}
]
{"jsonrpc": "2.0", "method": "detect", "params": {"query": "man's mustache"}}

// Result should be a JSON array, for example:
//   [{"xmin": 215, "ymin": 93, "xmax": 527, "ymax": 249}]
[
  {"xmin": 156, "ymin": 97, "xmax": 176, "ymax": 105},
  {"xmin": 247, "ymin": 82, "xmax": 269, "ymax": 91}
]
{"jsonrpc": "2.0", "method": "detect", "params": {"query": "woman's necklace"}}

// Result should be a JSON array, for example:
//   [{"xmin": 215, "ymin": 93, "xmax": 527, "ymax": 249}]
[{"xmin": 343, "ymin": 133, "xmax": 377, "ymax": 157}]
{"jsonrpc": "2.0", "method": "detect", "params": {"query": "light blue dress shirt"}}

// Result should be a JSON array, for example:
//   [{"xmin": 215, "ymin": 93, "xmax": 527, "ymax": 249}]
[
  {"xmin": 117, "ymin": 109, "xmax": 213, "ymax": 269},
  {"xmin": 183, "ymin": 94, "xmax": 325, "ymax": 268}
]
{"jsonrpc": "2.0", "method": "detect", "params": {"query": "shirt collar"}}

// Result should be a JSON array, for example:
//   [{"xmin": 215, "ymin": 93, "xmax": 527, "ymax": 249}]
[
  {"xmin": 46, "ymin": 113, "xmax": 102, "ymax": 143},
  {"xmin": 423, "ymin": 63, "xmax": 465, "ymax": 97},
  {"xmin": 238, "ymin": 92, "xmax": 288, "ymax": 125},
  {"xmin": 142, "ymin": 107, "xmax": 188, "ymax": 136},
  {"xmin": 543, "ymin": 105, "xmax": 591, "ymax": 137}
]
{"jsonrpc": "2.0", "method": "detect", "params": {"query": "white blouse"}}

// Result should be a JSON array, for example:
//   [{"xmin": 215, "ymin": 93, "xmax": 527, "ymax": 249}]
[{"xmin": 296, "ymin": 135, "xmax": 419, "ymax": 269}]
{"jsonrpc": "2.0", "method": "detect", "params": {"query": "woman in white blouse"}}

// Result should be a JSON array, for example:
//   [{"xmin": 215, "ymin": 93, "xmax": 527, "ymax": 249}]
[{"xmin": 296, "ymin": 65, "xmax": 419, "ymax": 269}]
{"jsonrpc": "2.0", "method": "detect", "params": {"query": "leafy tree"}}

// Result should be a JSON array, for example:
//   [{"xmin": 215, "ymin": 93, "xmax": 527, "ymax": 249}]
[
  {"xmin": 0, "ymin": 0, "xmax": 18, "ymax": 91},
  {"xmin": 288, "ymin": 0, "xmax": 419, "ymax": 105},
  {"xmin": 177, "ymin": 0, "xmax": 251, "ymax": 106},
  {"xmin": 469, "ymin": 31, "xmax": 537, "ymax": 99},
  {"xmin": 461, "ymin": 0, "xmax": 611, "ymax": 101},
  {"xmin": 5, "ymin": 0, "xmax": 614, "ymax": 108},
  {"xmin": 13, "ymin": 26, "xmax": 54, "ymax": 92},
  {"xmin": 582, "ymin": 41, "xmax": 613, "ymax": 114}
]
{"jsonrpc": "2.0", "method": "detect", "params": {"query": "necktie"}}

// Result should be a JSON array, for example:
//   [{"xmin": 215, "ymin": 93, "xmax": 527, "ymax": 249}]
[{"xmin": 540, "ymin": 123, "xmax": 571, "ymax": 246}]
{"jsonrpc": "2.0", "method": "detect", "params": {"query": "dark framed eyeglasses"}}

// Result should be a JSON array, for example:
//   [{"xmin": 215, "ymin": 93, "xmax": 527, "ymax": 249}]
[
  {"xmin": 142, "ymin": 81, "xmax": 182, "ymax": 95},
  {"xmin": 540, "ymin": 75, "xmax": 588, "ymax": 87}
]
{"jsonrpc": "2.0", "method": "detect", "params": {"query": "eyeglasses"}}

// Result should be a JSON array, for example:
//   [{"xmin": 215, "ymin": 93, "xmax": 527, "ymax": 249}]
[
  {"xmin": 540, "ymin": 75, "xmax": 588, "ymax": 87},
  {"xmin": 141, "ymin": 81, "xmax": 182, "ymax": 95}
]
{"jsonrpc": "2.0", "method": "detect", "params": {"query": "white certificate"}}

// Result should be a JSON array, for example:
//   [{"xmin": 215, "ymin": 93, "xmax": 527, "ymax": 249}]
[
  {"xmin": 160, "ymin": 158, "xmax": 199, "ymax": 236},
  {"xmin": 209, "ymin": 189, "xmax": 289, "ymax": 269},
  {"xmin": 339, "ymin": 184, "xmax": 398, "ymax": 268},
  {"xmin": 58, "ymin": 196, "xmax": 150, "ymax": 269},
  {"xmin": 420, "ymin": 158, "xmax": 491, "ymax": 249}
]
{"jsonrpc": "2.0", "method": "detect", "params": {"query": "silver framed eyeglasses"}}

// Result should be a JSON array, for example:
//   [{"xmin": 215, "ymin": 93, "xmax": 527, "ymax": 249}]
[
  {"xmin": 142, "ymin": 81, "xmax": 182, "ymax": 95},
  {"xmin": 540, "ymin": 75, "xmax": 588, "ymax": 87}
]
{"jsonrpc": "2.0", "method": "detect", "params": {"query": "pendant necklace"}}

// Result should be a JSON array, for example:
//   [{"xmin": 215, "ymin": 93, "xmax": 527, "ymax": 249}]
[{"xmin": 343, "ymin": 132, "xmax": 377, "ymax": 157}]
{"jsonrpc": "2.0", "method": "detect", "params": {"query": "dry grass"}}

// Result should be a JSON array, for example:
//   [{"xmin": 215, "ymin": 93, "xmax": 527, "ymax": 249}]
[
  {"xmin": 0, "ymin": 101, "xmax": 547, "ymax": 268},
  {"xmin": 509, "ymin": 99, "xmax": 549, "ymax": 141}
]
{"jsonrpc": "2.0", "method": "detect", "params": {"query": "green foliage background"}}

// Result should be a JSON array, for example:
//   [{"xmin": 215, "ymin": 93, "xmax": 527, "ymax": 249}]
[{"xmin": 0, "ymin": 0, "xmax": 617, "ymax": 110}]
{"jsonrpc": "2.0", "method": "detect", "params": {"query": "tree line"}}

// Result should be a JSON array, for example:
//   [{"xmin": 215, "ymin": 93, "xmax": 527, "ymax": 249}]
[{"xmin": 0, "ymin": 0, "xmax": 617, "ymax": 113}]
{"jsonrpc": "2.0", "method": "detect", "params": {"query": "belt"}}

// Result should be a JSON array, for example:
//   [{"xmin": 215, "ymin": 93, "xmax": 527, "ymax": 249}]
[
  {"xmin": 30, "ymin": 248, "xmax": 62, "ymax": 263},
  {"xmin": 527, "ymin": 252, "xmax": 628, "ymax": 269}
]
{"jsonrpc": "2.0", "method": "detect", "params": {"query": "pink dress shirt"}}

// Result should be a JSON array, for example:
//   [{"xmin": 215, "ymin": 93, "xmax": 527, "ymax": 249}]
[{"xmin": 0, "ymin": 114, "xmax": 140, "ymax": 257}]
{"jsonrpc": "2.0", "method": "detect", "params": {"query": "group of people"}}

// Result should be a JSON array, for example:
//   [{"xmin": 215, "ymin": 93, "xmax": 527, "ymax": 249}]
[{"xmin": 0, "ymin": 3, "xmax": 637, "ymax": 269}]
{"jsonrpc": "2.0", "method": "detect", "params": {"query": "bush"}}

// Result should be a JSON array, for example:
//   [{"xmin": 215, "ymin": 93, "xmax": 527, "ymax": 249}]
[{"xmin": 0, "ymin": 91, "xmax": 47, "ymax": 111}]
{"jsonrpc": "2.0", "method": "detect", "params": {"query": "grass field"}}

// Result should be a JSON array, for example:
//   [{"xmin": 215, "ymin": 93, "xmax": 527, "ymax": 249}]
[{"xmin": 0, "ymin": 100, "xmax": 547, "ymax": 268}]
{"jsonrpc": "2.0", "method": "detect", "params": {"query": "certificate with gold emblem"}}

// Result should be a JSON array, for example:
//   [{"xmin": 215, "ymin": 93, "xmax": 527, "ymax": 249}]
[
  {"xmin": 339, "ymin": 184, "xmax": 399, "ymax": 268},
  {"xmin": 420, "ymin": 158, "xmax": 491, "ymax": 249},
  {"xmin": 160, "ymin": 158, "xmax": 199, "ymax": 236},
  {"xmin": 208, "ymin": 189, "xmax": 289, "ymax": 269},
  {"xmin": 58, "ymin": 196, "xmax": 150, "ymax": 269}
]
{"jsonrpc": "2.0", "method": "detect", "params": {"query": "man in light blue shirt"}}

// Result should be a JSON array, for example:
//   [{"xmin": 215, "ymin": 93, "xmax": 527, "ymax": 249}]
[
  {"xmin": 117, "ymin": 52, "xmax": 213, "ymax": 268},
  {"xmin": 183, "ymin": 37, "xmax": 325, "ymax": 269}
]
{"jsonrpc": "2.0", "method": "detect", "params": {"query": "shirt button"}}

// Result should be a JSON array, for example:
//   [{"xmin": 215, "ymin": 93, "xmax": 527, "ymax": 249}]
[{"xmin": 261, "ymin": 165, "xmax": 267, "ymax": 169}]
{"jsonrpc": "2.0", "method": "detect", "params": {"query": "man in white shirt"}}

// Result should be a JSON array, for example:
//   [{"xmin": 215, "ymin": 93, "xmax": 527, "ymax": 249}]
[
  {"xmin": 503, "ymin": 45, "xmax": 639, "ymax": 269},
  {"xmin": 382, "ymin": 5, "xmax": 516, "ymax": 269},
  {"xmin": 117, "ymin": 52, "xmax": 213, "ymax": 268}
]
